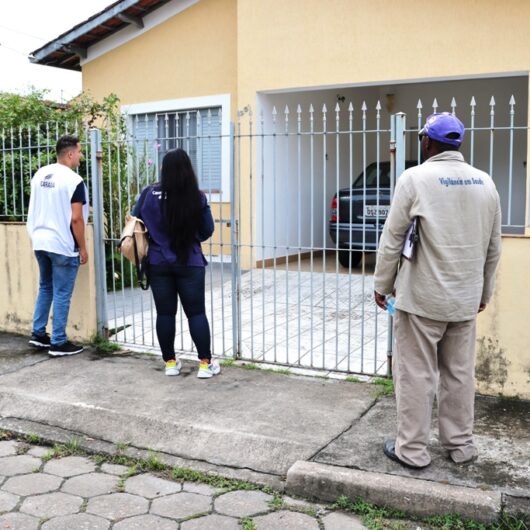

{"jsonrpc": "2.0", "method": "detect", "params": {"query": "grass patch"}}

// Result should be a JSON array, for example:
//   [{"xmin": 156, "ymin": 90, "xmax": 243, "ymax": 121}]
[
  {"xmin": 241, "ymin": 363, "xmax": 259, "ymax": 370},
  {"xmin": 145, "ymin": 451, "xmax": 165, "ymax": 471},
  {"xmin": 345, "ymin": 376, "xmax": 362, "ymax": 383},
  {"xmin": 92, "ymin": 335, "xmax": 121, "ymax": 354},
  {"xmin": 93, "ymin": 454, "xmax": 106, "ymax": 465},
  {"xmin": 264, "ymin": 368, "xmax": 290, "ymax": 376},
  {"xmin": 268, "ymin": 493, "xmax": 283, "ymax": 510},
  {"xmin": 115, "ymin": 442, "xmax": 130, "ymax": 453},
  {"xmin": 116, "ymin": 477, "xmax": 126, "ymax": 492},
  {"xmin": 42, "ymin": 437, "xmax": 82, "ymax": 461},
  {"xmin": 371, "ymin": 377, "xmax": 394, "ymax": 397},
  {"xmin": 220, "ymin": 358, "xmax": 235, "ymax": 367},
  {"xmin": 64, "ymin": 437, "xmax": 82, "ymax": 452},
  {"xmin": 26, "ymin": 432, "xmax": 42, "ymax": 444},
  {"xmin": 334, "ymin": 495, "xmax": 529, "ymax": 530},
  {"xmin": 170, "ymin": 466, "xmax": 262, "ymax": 492},
  {"xmin": 240, "ymin": 517, "xmax": 256, "ymax": 530},
  {"xmin": 334, "ymin": 495, "xmax": 406, "ymax": 529}
]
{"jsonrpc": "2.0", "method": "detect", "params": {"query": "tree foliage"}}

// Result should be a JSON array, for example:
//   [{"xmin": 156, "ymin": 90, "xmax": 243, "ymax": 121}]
[{"xmin": 0, "ymin": 89, "xmax": 142, "ymax": 290}]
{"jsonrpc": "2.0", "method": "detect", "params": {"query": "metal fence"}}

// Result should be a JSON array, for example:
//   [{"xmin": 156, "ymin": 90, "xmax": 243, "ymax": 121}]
[
  {"xmin": 0, "ymin": 122, "xmax": 92, "ymax": 221},
  {"xmin": 1, "ymin": 94, "xmax": 528, "ymax": 376}
]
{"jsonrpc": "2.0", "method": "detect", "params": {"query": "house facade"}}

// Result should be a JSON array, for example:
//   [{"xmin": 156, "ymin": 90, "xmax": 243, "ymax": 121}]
[{"xmin": 27, "ymin": 0, "xmax": 530, "ymax": 397}]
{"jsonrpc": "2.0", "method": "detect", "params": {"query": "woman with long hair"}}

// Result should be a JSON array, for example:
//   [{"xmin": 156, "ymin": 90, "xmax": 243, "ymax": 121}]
[{"xmin": 133, "ymin": 148, "xmax": 218, "ymax": 378}]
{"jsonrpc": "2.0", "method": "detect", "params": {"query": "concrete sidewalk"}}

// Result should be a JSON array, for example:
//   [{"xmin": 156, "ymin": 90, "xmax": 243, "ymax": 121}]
[{"xmin": 0, "ymin": 333, "xmax": 528, "ymax": 523}]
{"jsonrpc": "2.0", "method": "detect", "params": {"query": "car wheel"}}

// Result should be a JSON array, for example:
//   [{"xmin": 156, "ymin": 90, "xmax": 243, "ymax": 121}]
[{"xmin": 338, "ymin": 249, "xmax": 362, "ymax": 268}]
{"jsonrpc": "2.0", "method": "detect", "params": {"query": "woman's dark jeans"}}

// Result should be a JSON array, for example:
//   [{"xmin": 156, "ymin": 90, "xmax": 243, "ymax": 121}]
[{"xmin": 148, "ymin": 264, "xmax": 211, "ymax": 362}]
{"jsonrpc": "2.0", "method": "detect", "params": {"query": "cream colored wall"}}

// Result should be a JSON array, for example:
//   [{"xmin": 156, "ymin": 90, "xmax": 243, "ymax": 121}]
[
  {"xmin": 82, "ymin": 0, "xmax": 237, "ymax": 107},
  {"xmin": 237, "ymin": 0, "xmax": 530, "ymax": 97},
  {"xmin": 0, "ymin": 224, "xmax": 97, "ymax": 342},
  {"xmin": 476, "ymin": 237, "xmax": 530, "ymax": 399}
]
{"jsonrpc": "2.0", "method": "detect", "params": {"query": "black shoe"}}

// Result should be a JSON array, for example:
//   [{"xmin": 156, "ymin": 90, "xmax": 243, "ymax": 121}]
[
  {"xmin": 29, "ymin": 333, "xmax": 51, "ymax": 349},
  {"xmin": 383, "ymin": 439, "xmax": 430, "ymax": 469},
  {"xmin": 48, "ymin": 341, "xmax": 84, "ymax": 357}
]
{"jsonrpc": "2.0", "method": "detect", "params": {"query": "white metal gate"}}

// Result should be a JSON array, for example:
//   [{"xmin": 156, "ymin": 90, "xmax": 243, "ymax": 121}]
[{"xmin": 86, "ymin": 96, "xmax": 528, "ymax": 376}]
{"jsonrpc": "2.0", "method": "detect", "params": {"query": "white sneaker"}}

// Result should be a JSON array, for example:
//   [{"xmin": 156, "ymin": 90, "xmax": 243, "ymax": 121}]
[
  {"xmin": 197, "ymin": 360, "xmax": 221, "ymax": 379},
  {"xmin": 165, "ymin": 359, "xmax": 182, "ymax": 376}
]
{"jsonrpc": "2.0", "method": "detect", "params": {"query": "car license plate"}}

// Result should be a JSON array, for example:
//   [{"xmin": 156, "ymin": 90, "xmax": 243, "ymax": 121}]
[{"xmin": 364, "ymin": 205, "xmax": 389, "ymax": 218}]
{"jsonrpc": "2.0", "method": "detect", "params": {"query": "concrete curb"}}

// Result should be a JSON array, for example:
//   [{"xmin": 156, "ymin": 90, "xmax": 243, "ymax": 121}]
[
  {"xmin": 0, "ymin": 417, "xmax": 285, "ymax": 492},
  {"xmin": 286, "ymin": 461, "xmax": 502, "ymax": 524}
]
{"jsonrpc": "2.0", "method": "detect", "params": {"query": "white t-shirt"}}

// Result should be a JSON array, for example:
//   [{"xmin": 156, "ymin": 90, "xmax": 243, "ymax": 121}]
[{"xmin": 26, "ymin": 163, "xmax": 89, "ymax": 257}]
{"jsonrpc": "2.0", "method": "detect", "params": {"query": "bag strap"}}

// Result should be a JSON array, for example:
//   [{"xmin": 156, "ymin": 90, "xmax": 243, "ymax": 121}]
[{"xmin": 134, "ymin": 186, "xmax": 150, "ymax": 290}]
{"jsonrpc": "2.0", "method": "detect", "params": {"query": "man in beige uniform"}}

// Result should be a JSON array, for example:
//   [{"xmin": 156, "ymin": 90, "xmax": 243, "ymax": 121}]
[{"xmin": 374, "ymin": 112, "xmax": 501, "ymax": 469}]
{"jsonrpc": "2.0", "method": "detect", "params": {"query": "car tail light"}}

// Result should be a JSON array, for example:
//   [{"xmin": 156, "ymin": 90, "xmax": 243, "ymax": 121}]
[{"xmin": 330, "ymin": 195, "xmax": 338, "ymax": 222}]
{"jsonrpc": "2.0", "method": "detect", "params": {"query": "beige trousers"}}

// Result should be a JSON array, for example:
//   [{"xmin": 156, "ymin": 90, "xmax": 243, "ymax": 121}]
[{"xmin": 393, "ymin": 310, "xmax": 478, "ymax": 467}]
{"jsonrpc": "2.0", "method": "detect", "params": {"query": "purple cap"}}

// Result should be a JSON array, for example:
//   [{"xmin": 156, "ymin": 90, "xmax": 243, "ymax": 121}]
[{"xmin": 419, "ymin": 112, "xmax": 465, "ymax": 146}]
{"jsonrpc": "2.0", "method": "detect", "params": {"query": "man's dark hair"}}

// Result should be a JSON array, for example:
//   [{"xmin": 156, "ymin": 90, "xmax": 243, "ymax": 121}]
[
  {"xmin": 56, "ymin": 135, "xmax": 80, "ymax": 157},
  {"xmin": 431, "ymin": 138, "xmax": 459, "ymax": 152},
  {"xmin": 433, "ymin": 131, "xmax": 461, "ymax": 152}
]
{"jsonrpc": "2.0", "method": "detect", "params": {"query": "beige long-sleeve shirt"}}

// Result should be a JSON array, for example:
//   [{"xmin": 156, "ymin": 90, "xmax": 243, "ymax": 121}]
[{"xmin": 374, "ymin": 151, "xmax": 502, "ymax": 322}]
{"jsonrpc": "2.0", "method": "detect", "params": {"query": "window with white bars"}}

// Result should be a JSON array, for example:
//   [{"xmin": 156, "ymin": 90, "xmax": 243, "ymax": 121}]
[{"xmin": 130, "ymin": 107, "xmax": 222, "ymax": 192}]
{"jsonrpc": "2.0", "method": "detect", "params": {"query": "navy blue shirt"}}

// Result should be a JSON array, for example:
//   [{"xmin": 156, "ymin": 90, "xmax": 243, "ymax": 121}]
[{"xmin": 133, "ymin": 185, "xmax": 214, "ymax": 266}]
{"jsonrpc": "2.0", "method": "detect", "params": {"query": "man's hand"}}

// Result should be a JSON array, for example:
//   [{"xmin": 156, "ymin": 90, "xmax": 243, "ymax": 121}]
[
  {"xmin": 478, "ymin": 303, "xmax": 487, "ymax": 313},
  {"xmin": 79, "ymin": 249, "xmax": 88, "ymax": 265},
  {"xmin": 374, "ymin": 290, "xmax": 387, "ymax": 310}
]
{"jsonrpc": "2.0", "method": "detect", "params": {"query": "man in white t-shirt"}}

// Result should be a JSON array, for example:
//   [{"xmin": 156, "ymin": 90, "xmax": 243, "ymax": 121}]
[{"xmin": 26, "ymin": 135, "xmax": 89, "ymax": 356}]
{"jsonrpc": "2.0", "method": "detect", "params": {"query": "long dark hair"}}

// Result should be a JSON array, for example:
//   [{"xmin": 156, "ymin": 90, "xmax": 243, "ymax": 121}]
[{"xmin": 160, "ymin": 149, "xmax": 203, "ymax": 264}]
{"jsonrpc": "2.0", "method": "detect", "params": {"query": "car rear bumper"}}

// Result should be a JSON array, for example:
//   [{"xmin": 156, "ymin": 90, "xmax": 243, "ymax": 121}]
[{"xmin": 329, "ymin": 222, "xmax": 383, "ymax": 250}]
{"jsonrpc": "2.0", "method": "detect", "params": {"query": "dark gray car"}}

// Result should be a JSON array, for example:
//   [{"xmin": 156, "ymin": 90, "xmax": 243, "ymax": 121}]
[{"xmin": 329, "ymin": 160, "xmax": 417, "ymax": 267}]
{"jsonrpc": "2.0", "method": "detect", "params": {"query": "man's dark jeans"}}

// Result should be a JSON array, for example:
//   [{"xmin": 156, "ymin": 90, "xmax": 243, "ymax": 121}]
[{"xmin": 149, "ymin": 264, "xmax": 211, "ymax": 362}]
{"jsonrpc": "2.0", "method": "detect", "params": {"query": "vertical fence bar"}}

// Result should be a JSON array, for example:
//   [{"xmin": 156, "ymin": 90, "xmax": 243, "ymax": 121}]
[
  {"xmin": 90, "ymin": 128, "xmax": 108, "ymax": 337},
  {"xmin": 417, "ymin": 99, "xmax": 423, "ymax": 164},
  {"xmin": 248, "ymin": 108, "xmax": 255, "ymax": 359},
  {"xmin": 260, "ymin": 109, "xmax": 266, "ymax": 361},
  {"xmin": 10, "ymin": 128, "xmax": 16, "ymax": 216},
  {"xmin": 229, "ymin": 121, "xmax": 239, "ymax": 358},
  {"xmin": 374, "ymin": 101, "xmax": 382, "ymax": 374},
  {"xmin": 18, "ymin": 127, "xmax": 24, "ymax": 220},
  {"xmin": 508, "ymin": 96, "xmax": 515, "ymax": 226},
  {"xmin": 321, "ymin": 104, "xmax": 327, "ymax": 369},
  {"xmin": 309, "ymin": 104, "xmax": 315, "ymax": 368},
  {"xmin": 386, "ymin": 112, "xmax": 406, "ymax": 376},
  {"xmin": 272, "ymin": 106, "xmax": 278, "ymax": 363},
  {"xmin": 334, "ymin": 103, "xmax": 341, "ymax": 369},
  {"xmin": 296, "ymin": 104, "xmax": 302, "ymax": 366},
  {"xmin": 387, "ymin": 114, "xmax": 396, "ymax": 376},
  {"xmin": 2, "ymin": 130, "xmax": 6, "ymax": 217},
  {"xmin": 346, "ymin": 103, "xmax": 354, "ymax": 372},
  {"xmin": 469, "ymin": 97, "xmax": 476, "ymax": 167},
  {"xmin": 284, "ymin": 105, "xmax": 290, "ymax": 364},
  {"xmin": 360, "ymin": 102, "xmax": 367, "ymax": 373},
  {"xmin": 217, "ymin": 108, "xmax": 227, "ymax": 355},
  {"xmin": 489, "ymin": 97, "xmax": 495, "ymax": 179}
]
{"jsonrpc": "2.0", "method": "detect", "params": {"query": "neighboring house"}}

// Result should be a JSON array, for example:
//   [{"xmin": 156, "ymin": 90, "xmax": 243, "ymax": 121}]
[{"xmin": 30, "ymin": 0, "xmax": 530, "ymax": 396}]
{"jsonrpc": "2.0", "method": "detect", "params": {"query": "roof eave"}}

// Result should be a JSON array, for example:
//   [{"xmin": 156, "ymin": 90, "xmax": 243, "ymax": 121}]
[{"xmin": 29, "ymin": 0, "xmax": 140, "ymax": 67}]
